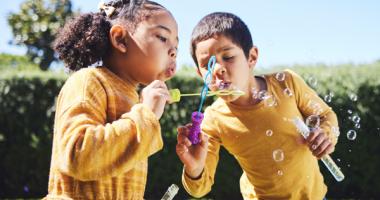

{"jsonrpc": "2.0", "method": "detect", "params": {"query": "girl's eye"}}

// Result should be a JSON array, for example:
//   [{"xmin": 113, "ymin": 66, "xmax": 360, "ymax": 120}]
[{"xmin": 156, "ymin": 35, "xmax": 167, "ymax": 43}]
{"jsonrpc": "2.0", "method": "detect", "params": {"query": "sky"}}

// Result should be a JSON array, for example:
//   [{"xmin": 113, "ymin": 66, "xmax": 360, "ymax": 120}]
[{"xmin": 1, "ymin": 0, "xmax": 380, "ymax": 68}]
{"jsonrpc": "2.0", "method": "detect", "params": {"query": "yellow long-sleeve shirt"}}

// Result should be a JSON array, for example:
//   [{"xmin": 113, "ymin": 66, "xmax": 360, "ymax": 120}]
[
  {"xmin": 44, "ymin": 67, "xmax": 163, "ymax": 200},
  {"xmin": 182, "ymin": 69, "xmax": 339, "ymax": 200}
]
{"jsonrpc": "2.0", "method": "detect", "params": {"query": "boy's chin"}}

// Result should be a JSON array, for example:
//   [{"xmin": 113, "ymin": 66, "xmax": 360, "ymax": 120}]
[{"xmin": 219, "ymin": 94, "xmax": 240, "ymax": 103}]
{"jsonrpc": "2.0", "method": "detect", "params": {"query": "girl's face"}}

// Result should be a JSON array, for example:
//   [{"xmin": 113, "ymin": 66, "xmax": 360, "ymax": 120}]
[
  {"xmin": 195, "ymin": 35, "xmax": 258, "ymax": 103},
  {"xmin": 126, "ymin": 10, "xmax": 178, "ymax": 85}
]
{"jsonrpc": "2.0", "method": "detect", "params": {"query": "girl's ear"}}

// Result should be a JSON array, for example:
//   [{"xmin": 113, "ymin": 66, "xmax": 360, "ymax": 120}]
[
  {"xmin": 109, "ymin": 25, "xmax": 129, "ymax": 53},
  {"xmin": 248, "ymin": 46, "xmax": 259, "ymax": 69}
]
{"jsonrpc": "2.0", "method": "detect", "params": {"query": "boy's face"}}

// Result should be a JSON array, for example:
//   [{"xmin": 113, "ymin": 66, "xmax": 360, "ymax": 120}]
[{"xmin": 195, "ymin": 35, "xmax": 258, "ymax": 102}]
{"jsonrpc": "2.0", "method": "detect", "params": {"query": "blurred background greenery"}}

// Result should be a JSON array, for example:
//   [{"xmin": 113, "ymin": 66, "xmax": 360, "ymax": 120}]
[{"xmin": 1, "ymin": 0, "xmax": 380, "ymax": 199}]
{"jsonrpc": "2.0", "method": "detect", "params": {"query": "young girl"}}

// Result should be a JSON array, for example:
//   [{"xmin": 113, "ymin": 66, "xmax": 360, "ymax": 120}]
[{"xmin": 44, "ymin": 0, "xmax": 178, "ymax": 199}]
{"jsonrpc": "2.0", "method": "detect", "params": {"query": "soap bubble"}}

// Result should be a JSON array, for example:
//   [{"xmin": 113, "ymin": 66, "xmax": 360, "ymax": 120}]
[
  {"xmin": 347, "ymin": 130, "xmax": 357, "ymax": 140},
  {"xmin": 266, "ymin": 129, "xmax": 273, "ymax": 137},
  {"xmin": 275, "ymin": 72, "xmax": 286, "ymax": 81},
  {"xmin": 306, "ymin": 115, "xmax": 320, "ymax": 129},
  {"xmin": 352, "ymin": 115, "xmax": 361, "ymax": 124},
  {"xmin": 349, "ymin": 93, "xmax": 358, "ymax": 102},
  {"xmin": 354, "ymin": 123, "xmax": 361, "ymax": 129},
  {"xmin": 324, "ymin": 94, "xmax": 332, "ymax": 103},
  {"xmin": 283, "ymin": 88, "xmax": 293, "ymax": 97},
  {"xmin": 331, "ymin": 126, "xmax": 340, "ymax": 137},
  {"xmin": 273, "ymin": 149, "xmax": 284, "ymax": 162},
  {"xmin": 307, "ymin": 76, "xmax": 318, "ymax": 87}
]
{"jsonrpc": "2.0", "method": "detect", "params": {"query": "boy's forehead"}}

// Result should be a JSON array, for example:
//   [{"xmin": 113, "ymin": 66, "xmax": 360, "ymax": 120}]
[{"xmin": 196, "ymin": 35, "xmax": 236, "ymax": 55}]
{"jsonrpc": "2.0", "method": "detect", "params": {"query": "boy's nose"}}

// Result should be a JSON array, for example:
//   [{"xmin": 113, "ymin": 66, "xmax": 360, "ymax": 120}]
[{"xmin": 213, "ymin": 63, "xmax": 226, "ymax": 77}]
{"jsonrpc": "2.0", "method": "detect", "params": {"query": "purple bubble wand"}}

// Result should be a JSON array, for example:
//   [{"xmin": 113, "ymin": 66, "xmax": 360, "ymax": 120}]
[{"xmin": 188, "ymin": 56, "xmax": 216, "ymax": 145}]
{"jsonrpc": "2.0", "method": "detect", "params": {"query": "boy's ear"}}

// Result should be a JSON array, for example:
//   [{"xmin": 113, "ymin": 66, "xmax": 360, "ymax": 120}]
[
  {"xmin": 109, "ymin": 25, "xmax": 129, "ymax": 53},
  {"xmin": 248, "ymin": 46, "xmax": 259, "ymax": 69}
]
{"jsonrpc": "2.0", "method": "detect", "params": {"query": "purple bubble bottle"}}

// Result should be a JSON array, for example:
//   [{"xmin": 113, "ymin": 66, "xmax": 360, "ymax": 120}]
[{"xmin": 189, "ymin": 111, "xmax": 204, "ymax": 145}]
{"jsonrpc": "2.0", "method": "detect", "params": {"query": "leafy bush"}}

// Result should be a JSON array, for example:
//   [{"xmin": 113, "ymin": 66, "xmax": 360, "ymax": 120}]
[{"xmin": 0, "ymin": 62, "xmax": 379, "ymax": 199}]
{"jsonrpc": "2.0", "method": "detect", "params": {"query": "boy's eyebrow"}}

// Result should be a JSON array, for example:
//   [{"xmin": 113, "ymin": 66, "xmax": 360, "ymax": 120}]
[
  {"xmin": 218, "ymin": 46, "xmax": 234, "ymax": 52},
  {"xmin": 155, "ymin": 25, "xmax": 179, "ymax": 42}
]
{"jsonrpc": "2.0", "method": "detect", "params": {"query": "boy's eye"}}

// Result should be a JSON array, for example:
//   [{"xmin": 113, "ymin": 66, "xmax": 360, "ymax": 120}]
[
  {"xmin": 223, "ymin": 56, "xmax": 234, "ymax": 61},
  {"xmin": 156, "ymin": 35, "xmax": 167, "ymax": 43}
]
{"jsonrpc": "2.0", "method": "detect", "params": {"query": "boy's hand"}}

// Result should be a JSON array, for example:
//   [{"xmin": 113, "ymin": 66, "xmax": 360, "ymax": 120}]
[
  {"xmin": 176, "ymin": 123, "xmax": 209, "ymax": 179},
  {"xmin": 305, "ymin": 127, "xmax": 335, "ymax": 159},
  {"xmin": 140, "ymin": 80, "xmax": 170, "ymax": 119}
]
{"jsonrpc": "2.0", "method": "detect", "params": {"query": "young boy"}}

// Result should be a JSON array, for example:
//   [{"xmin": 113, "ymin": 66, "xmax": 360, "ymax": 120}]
[{"xmin": 176, "ymin": 12, "xmax": 339, "ymax": 199}]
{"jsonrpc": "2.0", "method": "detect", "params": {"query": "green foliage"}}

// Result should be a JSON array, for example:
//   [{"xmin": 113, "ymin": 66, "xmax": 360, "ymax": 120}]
[
  {"xmin": 0, "ymin": 63, "xmax": 379, "ymax": 199},
  {"xmin": 7, "ymin": 0, "xmax": 74, "ymax": 70},
  {"xmin": 0, "ymin": 53, "xmax": 39, "ymax": 71}
]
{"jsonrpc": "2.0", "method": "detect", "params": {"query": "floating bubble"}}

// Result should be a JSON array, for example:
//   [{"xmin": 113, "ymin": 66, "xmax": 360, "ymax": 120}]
[
  {"xmin": 331, "ymin": 126, "xmax": 340, "ymax": 137},
  {"xmin": 347, "ymin": 109, "xmax": 353, "ymax": 115},
  {"xmin": 347, "ymin": 164, "xmax": 351, "ymax": 168},
  {"xmin": 306, "ymin": 115, "xmax": 320, "ymax": 129},
  {"xmin": 352, "ymin": 115, "xmax": 361, "ymax": 124},
  {"xmin": 347, "ymin": 130, "xmax": 357, "ymax": 140},
  {"xmin": 258, "ymin": 90, "xmax": 277, "ymax": 107},
  {"xmin": 308, "ymin": 76, "xmax": 318, "ymax": 87},
  {"xmin": 283, "ymin": 88, "xmax": 293, "ymax": 97},
  {"xmin": 273, "ymin": 149, "xmax": 284, "ymax": 162},
  {"xmin": 354, "ymin": 123, "xmax": 361, "ymax": 129},
  {"xmin": 348, "ymin": 149, "xmax": 352, "ymax": 153},
  {"xmin": 266, "ymin": 129, "xmax": 273, "ymax": 137},
  {"xmin": 337, "ymin": 158, "xmax": 341, "ymax": 162},
  {"xmin": 277, "ymin": 170, "xmax": 283, "ymax": 176},
  {"xmin": 264, "ymin": 95, "xmax": 277, "ymax": 107},
  {"xmin": 349, "ymin": 93, "xmax": 358, "ymax": 102},
  {"xmin": 324, "ymin": 94, "xmax": 332, "ymax": 103},
  {"xmin": 251, "ymin": 87, "xmax": 259, "ymax": 99},
  {"xmin": 258, "ymin": 90, "xmax": 270, "ymax": 100},
  {"xmin": 275, "ymin": 72, "xmax": 286, "ymax": 81}
]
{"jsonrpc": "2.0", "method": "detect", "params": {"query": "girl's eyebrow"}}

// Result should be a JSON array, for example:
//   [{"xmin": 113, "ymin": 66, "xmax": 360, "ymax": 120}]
[{"xmin": 155, "ymin": 25, "xmax": 179, "ymax": 42}]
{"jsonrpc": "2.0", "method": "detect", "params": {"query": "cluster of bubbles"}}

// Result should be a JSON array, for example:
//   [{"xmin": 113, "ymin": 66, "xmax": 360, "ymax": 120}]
[{"xmin": 252, "ymin": 88, "xmax": 277, "ymax": 107}]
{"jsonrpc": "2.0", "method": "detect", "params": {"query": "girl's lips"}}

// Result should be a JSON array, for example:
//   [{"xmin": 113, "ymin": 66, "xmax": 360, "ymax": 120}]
[{"xmin": 165, "ymin": 63, "xmax": 176, "ymax": 77}]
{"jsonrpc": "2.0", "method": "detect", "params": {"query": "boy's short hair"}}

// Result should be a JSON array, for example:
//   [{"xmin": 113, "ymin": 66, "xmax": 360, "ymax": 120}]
[{"xmin": 190, "ymin": 12, "xmax": 253, "ymax": 67}]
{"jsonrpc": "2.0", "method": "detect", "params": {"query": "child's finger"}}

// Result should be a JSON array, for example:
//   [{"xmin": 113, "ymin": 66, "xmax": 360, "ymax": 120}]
[
  {"xmin": 177, "ymin": 134, "xmax": 192, "ymax": 147},
  {"xmin": 310, "ymin": 133, "xmax": 325, "ymax": 151},
  {"xmin": 176, "ymin": 143, "xmax": 189, "ymax": 155},
  {"xmin": 177, "ymin": 125, "xmax": 191, "ymax": 137},
  {"xmin": 199, "ymin": 132, "xmax": 209, "ymax": 147},
  {"xmin": 313, "ymin": 139, "xmax": 331, "ymax": 157},
  {"xmin": 306, "ymin": 130, "xmax": 318, "ymax": 144}
]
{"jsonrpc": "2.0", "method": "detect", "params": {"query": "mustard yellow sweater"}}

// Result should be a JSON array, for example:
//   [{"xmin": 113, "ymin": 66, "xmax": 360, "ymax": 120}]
[
  {"xmin": 44, "ymin": 67, "xmax": 162, "ymax": 200},
  {"xmin": 183, "ymin": 70, "xmax": 339, "ymax": 200}
]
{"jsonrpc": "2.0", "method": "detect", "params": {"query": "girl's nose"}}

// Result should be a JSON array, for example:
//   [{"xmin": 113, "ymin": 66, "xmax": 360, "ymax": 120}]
[{"xmin": 168, "ymin": 47, "xmax": 177, "ymax": 59}]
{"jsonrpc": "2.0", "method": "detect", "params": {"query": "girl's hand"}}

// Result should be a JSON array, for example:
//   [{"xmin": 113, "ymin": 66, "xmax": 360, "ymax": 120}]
[
  {"xmin": 176, "ymin": 123, "xmax": 209, "ymax": 179},
  {"xmin": 305, "ymin": 127, "xmax": 335, "ymax": 159},
  {"xmin": 140, "ymin": 80, "xmax": 170, "ymax": 119}
]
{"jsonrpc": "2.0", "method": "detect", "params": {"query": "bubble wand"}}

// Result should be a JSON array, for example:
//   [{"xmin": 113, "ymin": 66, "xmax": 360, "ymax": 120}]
[
  {"xmin": 293, "ymin": 117, "xmax": 345, "ymax": 182},
  {"xmin": 188, "ymin": 56, "xmax": 216, "ymax": 144}
]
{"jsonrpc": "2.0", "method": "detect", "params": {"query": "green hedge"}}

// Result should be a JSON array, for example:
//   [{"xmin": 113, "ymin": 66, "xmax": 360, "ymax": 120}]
[{"xmin": 0, "ymin": 63, "xmax": 380, "ymax": 199}]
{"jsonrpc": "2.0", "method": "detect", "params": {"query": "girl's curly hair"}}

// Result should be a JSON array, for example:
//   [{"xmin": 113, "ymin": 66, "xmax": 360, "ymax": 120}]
[{"xmin": 54, "ymin": 0, "xmax": 166, "ymax": 71}]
